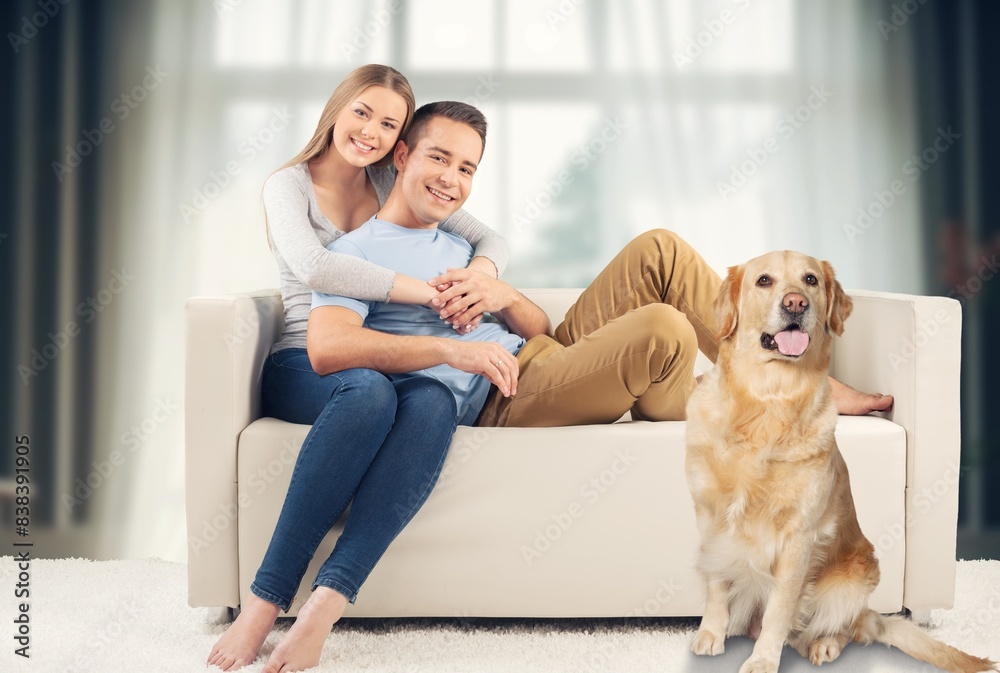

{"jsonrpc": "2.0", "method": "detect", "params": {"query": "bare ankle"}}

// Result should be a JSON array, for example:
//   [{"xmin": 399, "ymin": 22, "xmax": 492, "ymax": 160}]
[
  {"xmin": 242, "ymin": 592, "xmax": 282, "ymax": 620},
  {"xmin": 310, "ymin": 585, "xmax": 348, "ymax": 604},
  {"xmin": 300, "ymin": 586, "xmax": 349, "ymax": 624}
]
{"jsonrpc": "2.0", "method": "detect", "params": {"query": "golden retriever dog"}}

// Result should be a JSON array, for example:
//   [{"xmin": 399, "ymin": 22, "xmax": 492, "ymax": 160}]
[{"xmin": 684, "ymin": 251, "xmax": 995, "ymax": 673}]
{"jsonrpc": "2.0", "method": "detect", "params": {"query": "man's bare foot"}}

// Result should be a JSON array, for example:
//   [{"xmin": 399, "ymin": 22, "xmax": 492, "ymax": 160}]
[
  {"xmin": 262, "ymin": 586, "xmax": 349, "ymax": 673},
  {"xmin": 207, "ymin": 592, "xmax": 281, "ymax": 671},
  {"xmin": 830, "ymin": 377, "xmax": 894, "ymax": 415}
]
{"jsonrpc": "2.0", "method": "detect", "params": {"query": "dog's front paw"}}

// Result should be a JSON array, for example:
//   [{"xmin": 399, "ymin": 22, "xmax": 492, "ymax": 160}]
[
  {"xmin": 691, "ymin": 628, "xmax": 726, "ymax": 656},
  {"xmin": 738, "ymin": 655, "xmax": 779, "ymax": 673}
]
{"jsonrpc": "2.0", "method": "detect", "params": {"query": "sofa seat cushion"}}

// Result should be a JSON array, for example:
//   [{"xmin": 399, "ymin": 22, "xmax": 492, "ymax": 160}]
[{"xmin": 235, "ymin": 415, "xmax": 905, "ymax": 617}]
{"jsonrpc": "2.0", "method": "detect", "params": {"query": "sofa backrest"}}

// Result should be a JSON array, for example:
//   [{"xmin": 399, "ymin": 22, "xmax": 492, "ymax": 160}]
[{"xmin": 520, "ymin": 288, "xmax": 582, "ymax": 324}]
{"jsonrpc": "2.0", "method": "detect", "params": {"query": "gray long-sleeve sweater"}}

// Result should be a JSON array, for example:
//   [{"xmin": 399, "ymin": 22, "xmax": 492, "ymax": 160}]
[{"xmin": 264, "ymin": 162, "xmax": 510, "ymax": 354}]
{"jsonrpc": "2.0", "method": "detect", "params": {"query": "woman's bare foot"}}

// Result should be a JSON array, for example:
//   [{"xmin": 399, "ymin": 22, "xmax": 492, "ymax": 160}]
[
  {"xmin": 262, "ymin": 586, "xmax": 349, "ymax": 673},
  {"xmin": 207, "ymin": 592, "xmax": 281, "ymax": 671},
  {"xmin": 830, "ymin": 377, "xmax": 894, "ymax": 415}
]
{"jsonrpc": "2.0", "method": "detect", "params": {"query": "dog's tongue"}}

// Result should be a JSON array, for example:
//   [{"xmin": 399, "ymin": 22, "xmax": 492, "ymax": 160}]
[{"xmin": 774, "ymin": 328, "xmax": 809, "ymax": 356}]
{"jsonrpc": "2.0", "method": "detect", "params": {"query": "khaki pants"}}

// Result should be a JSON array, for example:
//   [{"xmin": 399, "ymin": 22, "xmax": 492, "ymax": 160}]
[{"xmin": 476, "ymin": 229, "xmax": 722, "ymax": 427}]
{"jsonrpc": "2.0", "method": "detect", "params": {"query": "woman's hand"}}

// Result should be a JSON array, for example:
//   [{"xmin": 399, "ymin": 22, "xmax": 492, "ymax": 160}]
[
  {"xmin": 428, "ymin": 268, "xmax": 517, "ymax": 330},
  {"xmin": 425, "ymin": 256, "xmax": 499, "ymax": 333},
  {"xmin": 391, "ymin": 273, "xmax": 442, "ymax": 306},
  {"xmin": 467, "ymin": 255, "xmax": 499, "ymax": 279},
  {"xmin": 429, "ymin": 280, "xmax": 485, "ymax": 333}
]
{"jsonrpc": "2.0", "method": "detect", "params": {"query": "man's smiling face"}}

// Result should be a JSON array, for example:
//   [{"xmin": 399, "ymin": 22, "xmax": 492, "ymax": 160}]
[{"xmin": 392, "ymin": 116, "xmax": 482, "ymax": 226}]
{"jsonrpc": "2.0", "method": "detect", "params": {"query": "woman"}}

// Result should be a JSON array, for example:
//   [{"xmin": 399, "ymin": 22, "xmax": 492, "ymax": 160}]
[{"xmin": 207, "ymin": 65, "xmax": 508, "ymax": 673}]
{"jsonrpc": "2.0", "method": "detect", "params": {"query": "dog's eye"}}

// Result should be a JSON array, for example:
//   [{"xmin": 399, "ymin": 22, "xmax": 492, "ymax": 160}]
[
  {"xmin": 756, "ymin": 275, "xmax": 772, "ymax": 287},
  {"xmin": 805, "ymin": 274, "xmax": 818, "ymax": 286}
]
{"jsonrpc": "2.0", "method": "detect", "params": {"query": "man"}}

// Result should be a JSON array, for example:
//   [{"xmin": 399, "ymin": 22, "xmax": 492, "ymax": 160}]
[
  {"xmin": 308, "ymin": 101, "xmax": 894, "ymax": 428},
  {"xmin": 307, "ymin": 102, "xmax": 550, "ymax": 427}
]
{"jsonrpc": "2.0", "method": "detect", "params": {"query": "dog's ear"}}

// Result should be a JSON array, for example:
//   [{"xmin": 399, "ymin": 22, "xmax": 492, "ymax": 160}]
[
  {"xmin": 821, "ymin": 260, "xmax": 853, "ymax": 336},
  {"xmin": 714, "ymin": 264, "xmax": 744, "ymax": 340}
]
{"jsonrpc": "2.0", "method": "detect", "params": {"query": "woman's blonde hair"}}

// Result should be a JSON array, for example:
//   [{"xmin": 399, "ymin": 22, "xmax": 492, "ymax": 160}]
[
  {"xmin": 266, "ymin": 64, "xmax": 415, "ymax": 248},
  {"xmin": 281, "ymin": 64, "xmax": 415, "ymax": 171}
]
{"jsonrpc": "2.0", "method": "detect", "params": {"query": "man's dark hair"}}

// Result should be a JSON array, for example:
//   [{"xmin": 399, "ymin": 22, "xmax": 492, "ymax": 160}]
[{"xmin": 403, "ymin": 101, "xmax": 487, "ymax": 156}]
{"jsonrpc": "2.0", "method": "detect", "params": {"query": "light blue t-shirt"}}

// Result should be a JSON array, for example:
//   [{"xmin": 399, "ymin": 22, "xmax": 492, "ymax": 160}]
[{"xmin": 311, "ymin": 217, "xmax": 525, "ymax": 425}]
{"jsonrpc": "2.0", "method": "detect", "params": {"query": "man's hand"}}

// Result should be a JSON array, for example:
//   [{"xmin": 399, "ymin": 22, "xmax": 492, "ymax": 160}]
[
  {"xmin": 429, "ymin": 279, "xmax": 484, "ymax": 334},
  {"xmin": 428, "ymin": 270, "xmax": 552, "ymax": 342},
  {"xmin": 426, "ymin": 255, "xmax": 500, "ymax": 333},
  {"xmin": 445, "ymin": 340, "xmax": 520, "ymax": 397},
  {"xmin": 428, "ymin": 267, "xmax": 518, "ymax": 329},
  {"xmin": 308, "ymin": 306, "xmax": 520, "ymax": 396}
]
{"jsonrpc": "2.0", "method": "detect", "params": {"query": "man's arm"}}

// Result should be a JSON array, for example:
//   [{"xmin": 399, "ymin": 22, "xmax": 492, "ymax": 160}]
[
  {"xmin": 307, "ymin": 306, "xmax": 522, "ymax": 396},
  {"xmin": 498, "ymin": 291, "xmax": 551, "ymax": 341},
  {"xmin": 427, "ymin": 268, "xmax": 552, "ymax": 339}
]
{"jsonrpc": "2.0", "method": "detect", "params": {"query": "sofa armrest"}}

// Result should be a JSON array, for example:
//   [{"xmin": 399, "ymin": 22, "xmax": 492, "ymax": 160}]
[
  {"xmin": 184, "ymin": 290, "xmax": 283, "ymax": 608},
  {"xmin": 831, "ymin": 290, "xmax": 962, "ymax": 610}
]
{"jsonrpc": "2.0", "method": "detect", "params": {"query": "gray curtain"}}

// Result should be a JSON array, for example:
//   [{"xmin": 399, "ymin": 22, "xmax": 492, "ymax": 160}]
[
  {"xmin": 3, "ymin": 0, "xmax": 109, "ymax": 530},
  {"xmin": 900, "ymin": 0, "xmax": 999, "ymax": 553},
  {"xmin": 2, "ymin": 0, "xmax": 161, "ymax": 541}
]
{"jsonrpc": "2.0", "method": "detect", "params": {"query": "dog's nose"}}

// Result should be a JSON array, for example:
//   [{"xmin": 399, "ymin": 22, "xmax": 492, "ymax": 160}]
[{"xmin": 783, "ymin": 292, "xmax": 809, "ymax": 314}]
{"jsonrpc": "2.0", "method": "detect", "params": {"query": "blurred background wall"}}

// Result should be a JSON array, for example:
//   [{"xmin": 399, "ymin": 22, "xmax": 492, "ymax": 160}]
[{"xmin": 1, "ymin": 0, "xmax": 997, "ymax": 562}]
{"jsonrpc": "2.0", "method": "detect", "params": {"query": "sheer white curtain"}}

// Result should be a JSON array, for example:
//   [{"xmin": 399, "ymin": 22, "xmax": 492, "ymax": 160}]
[
  {"xmin": 95, "ymin": 0, "xmax": 919, "ymax": 562},
  {"xmin": 498, "ymin": 0, "xmax": 921, "ymax": 290}
]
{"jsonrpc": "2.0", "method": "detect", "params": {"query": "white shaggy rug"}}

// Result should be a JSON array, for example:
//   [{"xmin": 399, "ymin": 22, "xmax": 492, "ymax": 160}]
[{"xmin": 1, "ymin": 557, "xmax": 998, "ymax": 673}]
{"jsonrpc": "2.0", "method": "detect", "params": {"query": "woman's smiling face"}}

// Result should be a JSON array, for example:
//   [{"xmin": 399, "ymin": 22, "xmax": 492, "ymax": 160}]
[{"xmin": 331, "ymin": 85, "xmax": 408, "ymax": 167}]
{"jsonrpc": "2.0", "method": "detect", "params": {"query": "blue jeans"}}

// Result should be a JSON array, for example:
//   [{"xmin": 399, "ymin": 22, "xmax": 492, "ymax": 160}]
[{"xmin": 250, "ymin": 348, "xmax": 457, "ymax": 610}]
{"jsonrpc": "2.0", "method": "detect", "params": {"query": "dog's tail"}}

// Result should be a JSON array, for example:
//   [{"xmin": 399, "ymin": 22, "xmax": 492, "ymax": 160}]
[{"xmin": 854, "ymin": 610, "xmax": 997, "ymax": 673}]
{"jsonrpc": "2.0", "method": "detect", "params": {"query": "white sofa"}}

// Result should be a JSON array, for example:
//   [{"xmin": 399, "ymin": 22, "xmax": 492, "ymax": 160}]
[{"xmin": 185, "ymin": 288, "xmax": 962, "ymax": 618}]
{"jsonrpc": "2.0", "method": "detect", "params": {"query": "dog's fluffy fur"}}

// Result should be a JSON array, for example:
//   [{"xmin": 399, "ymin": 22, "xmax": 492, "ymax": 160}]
[{"xmin": 684, "ymin": 251, "xmax": 995, "ymax": 673}]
